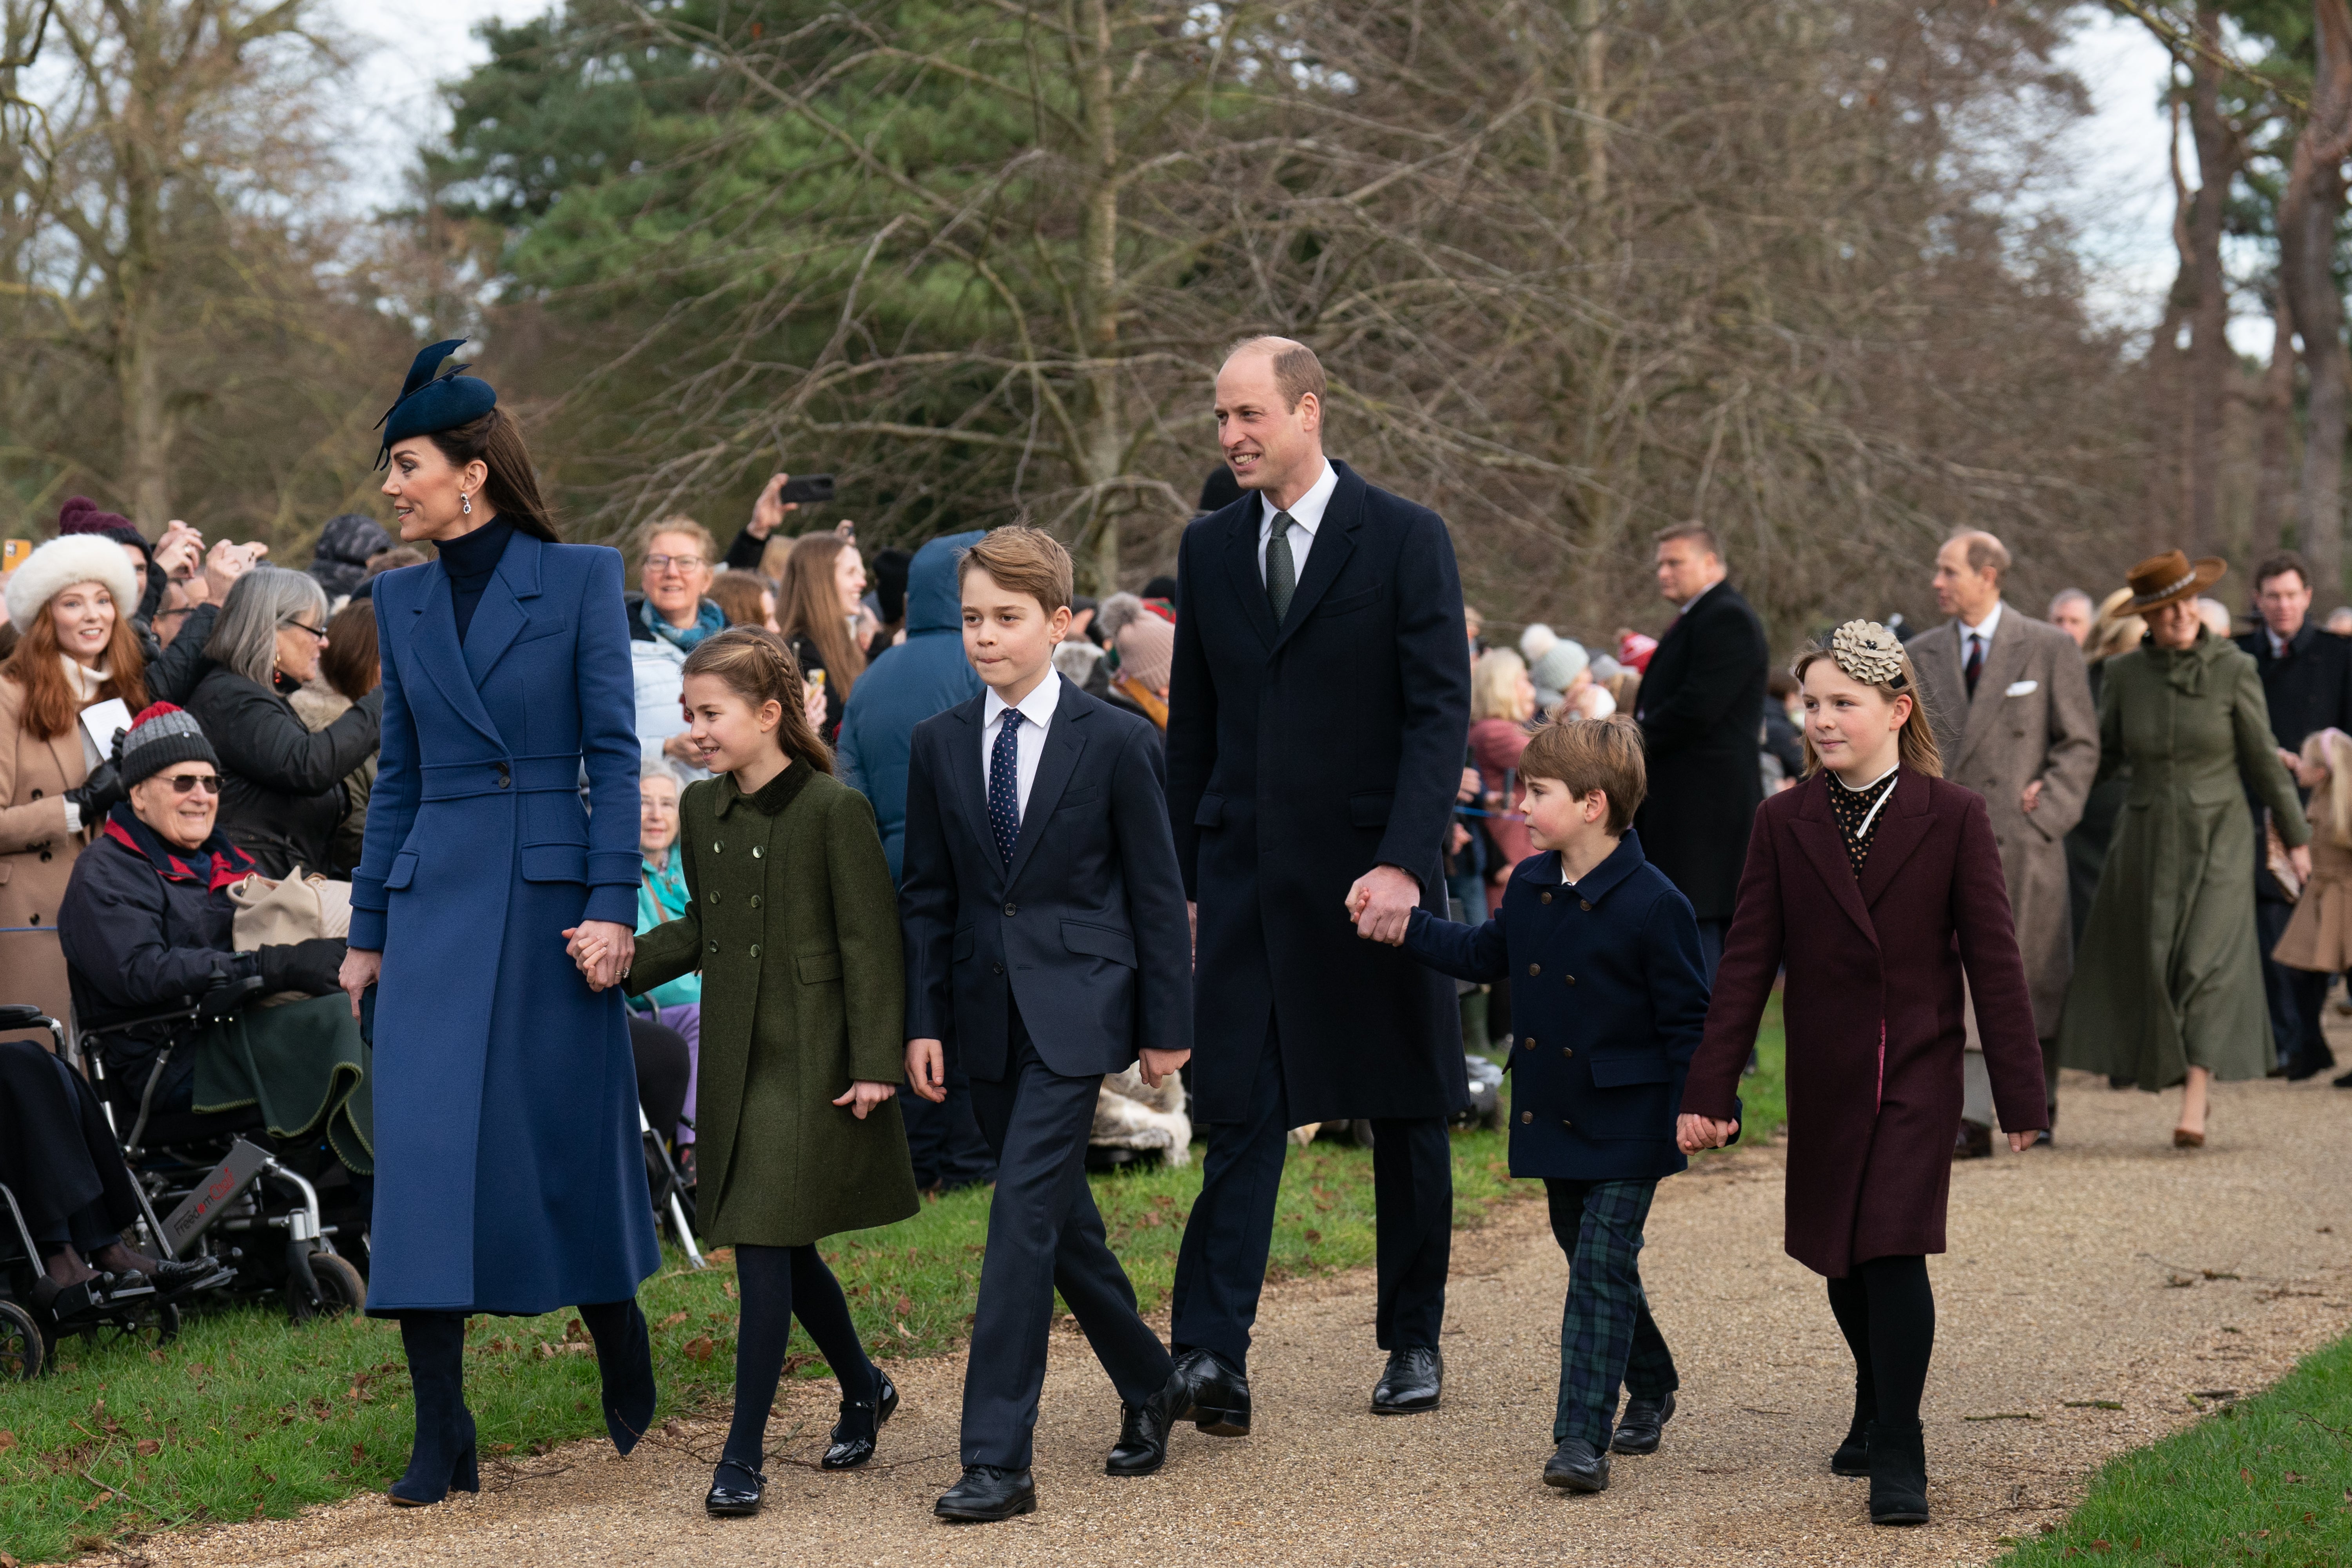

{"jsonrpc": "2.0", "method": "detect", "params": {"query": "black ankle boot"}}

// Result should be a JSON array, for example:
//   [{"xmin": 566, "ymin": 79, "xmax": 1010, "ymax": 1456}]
[
  {"xmin": 391, "ymin": 1314, "xmax": 479, "ymax": 1506},
  {"xmin": 1830, "ymin": 1379, "xmax": 1873, "ymax": 1476},
  {"xmin": 580, "ymin": 1299, "xmax": 657, "ymax": 1455},
  {"xmin": 1866, "ymin": 1420, "xmax": 1929, "ymax": 1525}
]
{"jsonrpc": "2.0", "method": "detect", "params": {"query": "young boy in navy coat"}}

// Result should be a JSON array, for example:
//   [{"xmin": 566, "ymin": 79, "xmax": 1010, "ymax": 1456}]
[
  {"xmin": 1374, "ymin": 713, "xmax": 1723, "ymax": 1494},
  {"xmin": 901, "ymin": 528, "xmax": 1194, "ymax": 1522}
]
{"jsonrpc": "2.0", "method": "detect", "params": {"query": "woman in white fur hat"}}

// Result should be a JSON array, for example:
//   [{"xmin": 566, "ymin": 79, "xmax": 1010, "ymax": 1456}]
[{"xmin": 0, "ymin": 534, "xmax": 146, "ymax": 1040}]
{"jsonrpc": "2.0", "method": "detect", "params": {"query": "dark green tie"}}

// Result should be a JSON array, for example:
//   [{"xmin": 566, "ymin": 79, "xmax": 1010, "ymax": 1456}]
[{"xmin": 1266, "ymin": 511, "xmax": 1297, "ymax": 623}]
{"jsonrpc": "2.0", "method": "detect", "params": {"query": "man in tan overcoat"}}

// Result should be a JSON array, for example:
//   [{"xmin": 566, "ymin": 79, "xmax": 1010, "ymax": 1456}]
[{"xmin": 1913, "ymin": 530, "xmax": 2098, "ymax": 1151}]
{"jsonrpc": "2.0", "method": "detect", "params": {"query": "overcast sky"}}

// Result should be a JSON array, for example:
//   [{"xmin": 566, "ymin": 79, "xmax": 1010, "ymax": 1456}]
[{"xmin": 329, "ymin": 2, "xmax": 2194, "ymax": 335}]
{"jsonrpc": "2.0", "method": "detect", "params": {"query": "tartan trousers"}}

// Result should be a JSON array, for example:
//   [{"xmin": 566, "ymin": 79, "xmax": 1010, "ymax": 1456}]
[{"xmin": 1546, "ymin": 1176, "xmax": 1679, "ymax": 1446}]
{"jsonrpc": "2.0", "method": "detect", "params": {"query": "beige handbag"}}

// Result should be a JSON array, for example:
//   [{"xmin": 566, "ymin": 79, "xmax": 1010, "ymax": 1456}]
[{"xmin": 229, "ymin": 869, "xmax": 353, "ymax": 1004}]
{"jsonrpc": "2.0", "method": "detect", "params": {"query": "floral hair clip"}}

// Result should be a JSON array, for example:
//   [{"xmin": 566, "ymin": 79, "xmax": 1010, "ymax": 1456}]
[{"xmin": 1828, "ymin": 619, "xmax": 1909, "ymax": 690}]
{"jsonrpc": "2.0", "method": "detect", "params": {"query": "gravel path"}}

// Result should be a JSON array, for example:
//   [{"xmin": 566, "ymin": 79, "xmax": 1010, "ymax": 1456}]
[{"xmin": 120, "ymin": 1068, "xmax": 2352, "ymax": 1568}]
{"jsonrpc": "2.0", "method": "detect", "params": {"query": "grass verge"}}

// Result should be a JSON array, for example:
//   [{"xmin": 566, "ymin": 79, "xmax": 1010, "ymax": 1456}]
[{"xmin": 1995, "ymin": 1333, "xmax": 2352, "ymax": 1567}]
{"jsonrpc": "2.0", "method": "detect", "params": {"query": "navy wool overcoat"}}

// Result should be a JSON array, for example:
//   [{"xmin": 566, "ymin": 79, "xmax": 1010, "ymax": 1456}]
[{"xmin": 350, "ymin": 530, "xmax": 659, "ymax": 1315}]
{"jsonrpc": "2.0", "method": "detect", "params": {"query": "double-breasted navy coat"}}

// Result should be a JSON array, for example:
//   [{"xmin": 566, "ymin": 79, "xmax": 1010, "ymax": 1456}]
[
  {"xmin": 350, "ymin": 530, "xmax": 659, "ymax": 1315},
  {"xmin": 1405, "ymin": 833, "xmax": 1717, "ymax": 1180}
]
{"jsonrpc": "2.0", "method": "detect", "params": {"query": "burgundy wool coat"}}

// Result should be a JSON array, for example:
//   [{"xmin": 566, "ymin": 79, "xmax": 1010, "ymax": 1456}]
[{"xmin": 1682, "ymin": 768, "xmax": 2047, "ymax": 1278}]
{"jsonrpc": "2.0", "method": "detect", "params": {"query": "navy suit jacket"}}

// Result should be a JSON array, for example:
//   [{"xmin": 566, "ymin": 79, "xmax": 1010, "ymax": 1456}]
[
  {"xmin": 1404, "ymin": 831, "xmax": 1721, "ymax": 1181},
  {"xmin": 900, "ymin": 677, "xmax": 1193, "ymax": 1082}
]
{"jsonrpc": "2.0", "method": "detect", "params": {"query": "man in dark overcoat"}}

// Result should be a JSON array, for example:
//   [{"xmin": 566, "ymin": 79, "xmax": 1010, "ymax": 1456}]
[
  {"xmin": 2236, "ymin": 551, "xmax": 2352, "ymax": 1081},
  {"xmin": 1161, "ymin": 337, "xmax": 1472, "ymax": 1428},
  {"xmin": 1631, "ymin": 524, "xmax": 1769, "ymax": 979}
]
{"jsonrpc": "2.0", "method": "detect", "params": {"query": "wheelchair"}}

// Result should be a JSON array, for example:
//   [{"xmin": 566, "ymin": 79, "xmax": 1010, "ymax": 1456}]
[
  {"xmin": 69, "ymin": 976, "xmax": 371, "ymax": 1328},
  {"xmin": 0, "ymin": 1005, "xmax": 232, "ymax": 1380}
]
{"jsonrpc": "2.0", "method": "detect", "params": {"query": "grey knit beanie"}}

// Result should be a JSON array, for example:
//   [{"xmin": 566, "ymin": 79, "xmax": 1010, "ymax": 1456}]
[{"xmin": 116, "ymin": 702, "xmax": 220, "ymax": 788}]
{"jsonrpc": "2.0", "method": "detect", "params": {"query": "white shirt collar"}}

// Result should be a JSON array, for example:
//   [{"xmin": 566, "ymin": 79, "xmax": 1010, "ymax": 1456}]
[
  {"xmin": 1261, "ymin": 458, "xmax": 1338, "ymax": 537},
  {"xmin": 984, "ymin": 668, "xmax": 1063, "ymax": 731},
  {"xmin": 1961, "ymin": 601, "xmax": 2004, "ymax": 642},
  {"xmin": 2269, "ymin": 624, "xmax": 2296, "ymax": 657},
  {"xmin": 1676, "ymin": 575, "xmax": 1723, "ymax": 615}
]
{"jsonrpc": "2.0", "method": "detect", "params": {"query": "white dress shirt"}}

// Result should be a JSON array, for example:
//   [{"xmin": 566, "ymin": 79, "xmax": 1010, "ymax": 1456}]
[
  {"xmin": 1257, "ymin": 459, "xmax": 1338, "ymax": 584},
  {"xmin": 980, "ymin": 669, "xmax": 1063, "ymax": 823},
  {"xmin": 1675, "ymin": 576, "xmax": 1722, "ymax": 615},
  {"xmin": 1961, "ymin": 600, "xmax": 2004, "ymax": 675}
]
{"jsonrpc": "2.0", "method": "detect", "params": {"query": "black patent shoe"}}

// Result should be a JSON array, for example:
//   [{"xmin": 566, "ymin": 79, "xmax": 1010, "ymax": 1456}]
[
  {"xmin": 1542, "ymin": 1436, "xmax": 1610, "ymax": 1493},
  {"xmin": 934, "ymin": 1464, "xmax": 1036, "ymax": 1522},
  {"xmin": 1165, "ymin": 1347, "xmax": 1251, "ymax": 1436},
  {"xmin": 1370, "ymin": 1345, "xmax": 1443, "ymax": 1414},
  {"xmin": 822, "ymin": 1371, "xmax": 898, "ymax": 1470},
  {"xmin": 1106, "ymin": 1383, "xmax": 1182, "ymax": 1477},
  {"xmin": 1610, "ymin": 1390, "xmax": 1675, "ymax": 1454},
  {"xmin": 1866, "ymin": 1421, "xmax": 1930, "ymax": 1525},
  {"xmin": 704, "ymin": 1458, "xmax": 766, "ymax": 1518}
]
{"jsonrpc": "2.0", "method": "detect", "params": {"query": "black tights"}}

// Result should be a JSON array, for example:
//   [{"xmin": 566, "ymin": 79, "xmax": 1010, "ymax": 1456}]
[
  {"xmin": 722, "ymin": 1243, "xmax": 877, "ymax": 1469},
  {"xmin": 1824, "ymin": 1254, "xmax": 1934, "ymax": 1429}
]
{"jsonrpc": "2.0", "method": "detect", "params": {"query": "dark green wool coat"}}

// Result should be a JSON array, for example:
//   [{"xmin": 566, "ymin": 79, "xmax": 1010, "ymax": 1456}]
[{"xmin": 627, "ymin": 763, "xmax": 917, "ymax": 1247}]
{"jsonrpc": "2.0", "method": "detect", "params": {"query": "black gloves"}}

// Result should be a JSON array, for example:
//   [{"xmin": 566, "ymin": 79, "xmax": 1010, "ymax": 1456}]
[
  {"xmin": 65, "ymin": 762, "xmax": 125, "ymax": 821},
  {"xmin": 258, "ymin": 937, "xmax": 348, "ymax": 998}
]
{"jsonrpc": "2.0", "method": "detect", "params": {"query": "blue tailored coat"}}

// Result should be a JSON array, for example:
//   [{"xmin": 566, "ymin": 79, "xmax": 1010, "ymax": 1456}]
[
  {"xmin": 1404, "ymin": 831, "xmax": 1722, "ymax": 1181},
  {"xmin": 349, "ymin": 530, "xmax": 659, "ymax": 1316},
  {"xmin": 900, "ymin": 677, "xmax": 1193, "ymax": 1082}
]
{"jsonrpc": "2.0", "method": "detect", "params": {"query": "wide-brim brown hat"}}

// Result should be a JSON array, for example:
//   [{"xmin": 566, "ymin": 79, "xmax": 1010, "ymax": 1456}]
[{"xmin": 2125, "ymin": 550, "xmax": 2227, "ymax": 612}]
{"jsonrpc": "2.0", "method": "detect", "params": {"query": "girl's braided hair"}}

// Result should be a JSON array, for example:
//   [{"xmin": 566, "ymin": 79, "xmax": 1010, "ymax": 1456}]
[{"xmin": 679, "ymin": 626, "xmax": 833, "ymax": 775}]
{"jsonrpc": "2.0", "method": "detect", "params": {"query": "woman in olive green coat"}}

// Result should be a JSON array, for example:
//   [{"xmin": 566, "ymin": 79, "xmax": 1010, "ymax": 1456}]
[
  {"xmin": 610, "ymin": 628, "xmax": 916, "ymax": 1518},
  {"xmin": 2057, "ymin": 553, "xmax": 2310, "ymax": 1147}
]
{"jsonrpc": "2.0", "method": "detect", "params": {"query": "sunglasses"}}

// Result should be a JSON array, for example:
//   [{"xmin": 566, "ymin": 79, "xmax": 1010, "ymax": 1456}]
[{"xmin": 158, "ymin": 773, "xmax": 222, "ymax": 795}]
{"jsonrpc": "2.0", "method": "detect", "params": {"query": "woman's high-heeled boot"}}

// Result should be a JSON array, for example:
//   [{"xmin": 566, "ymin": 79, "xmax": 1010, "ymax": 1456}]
[
  {"xmin": 580, "ymin": 1299, "xmax": 657, "ymax": 1455},
  {"xmin": 391, "ymin": 1313, "xmax": 479, "ymax": 1506}
]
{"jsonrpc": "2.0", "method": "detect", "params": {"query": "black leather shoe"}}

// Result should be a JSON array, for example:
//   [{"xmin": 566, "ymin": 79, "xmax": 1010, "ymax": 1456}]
[
  {"xmin": 1164, "ymin": 1347, "xmax": 1251, "ymax": 1436},
  {"xmin": 1370, "ymin": 1345, "xmax": 1443, "ymax": 1414},
  {"xmin": 1831, "ymin": 1416, "xmax": 1871, "ymax": 1476},
  {"xmin": 1866, "ymin": 1421, "xmax": 1930, "ymax": 1525},
  {"xmin": 1106, "ymin": 1382, "xmax": 1182, "ymax": 1477},
  {"xmin": 1952, "ymin": 1120, "xmax": 1992, "ymax": 1160},
  {"xmin": 1542, "ymin": 1436, "xmax": 1610, "ymax": 1493},
  {"xmin": 821, "ymin": 1371, "xmax": 897, "ymax": 1469},
  {"xmin": 704, "ymin": 1458, "xmax": 766, "ymax": 1518},
  {"xmin": 934, "ymin": 1465, "xmax": 1036, "ymax": 1522},
  {"xmin": 1610, "ymin": 1390, "xmax": 1675, "ymax": 1455},
  {"xmin": 2335, "ymin": 1067, "xmax": 2352, "ymax": 1089}
]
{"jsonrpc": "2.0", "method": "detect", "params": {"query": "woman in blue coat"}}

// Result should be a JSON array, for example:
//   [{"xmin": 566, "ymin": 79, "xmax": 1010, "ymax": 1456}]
[{"xmin": 338, "ymin": 342, "xmax": 660, "ymax": 1506}]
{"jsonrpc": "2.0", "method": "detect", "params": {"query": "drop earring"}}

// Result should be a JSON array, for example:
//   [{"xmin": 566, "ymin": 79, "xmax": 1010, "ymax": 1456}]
[{"xmin": 461, "ymin": 492, "xmax": 472, "ymax": 516}]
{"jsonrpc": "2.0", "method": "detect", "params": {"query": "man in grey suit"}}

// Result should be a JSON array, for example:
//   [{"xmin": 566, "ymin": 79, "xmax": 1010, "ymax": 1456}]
[{"xmin": 1912, "ymin": 531, "xmax": 2099, "ymax": 1152}]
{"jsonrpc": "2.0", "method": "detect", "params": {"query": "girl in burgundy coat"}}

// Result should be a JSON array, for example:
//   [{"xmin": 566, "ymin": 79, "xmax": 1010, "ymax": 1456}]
[{"xmin": 1678, "ymin": 621, "xmax": 2047, "ymax": 1528}]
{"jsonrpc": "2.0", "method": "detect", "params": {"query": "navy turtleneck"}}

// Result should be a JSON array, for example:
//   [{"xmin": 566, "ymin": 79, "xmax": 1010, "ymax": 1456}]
[{"xmin": 438, "ymin": 514, "xmax": 515, "ymax": 644}]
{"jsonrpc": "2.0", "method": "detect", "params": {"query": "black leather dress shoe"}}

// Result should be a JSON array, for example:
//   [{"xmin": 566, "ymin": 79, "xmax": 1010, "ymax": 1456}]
[
  {"xmin": 821, "ymin": 1371, "xmax": 898, "ymax": 1469},
  {"xmin": 1543, "ymin": 1437, "xmax": 1610, "ymax": 1493},
  {"xmin": 1610, "ymin": 1390, "xmax": 1675, "ymax": 1454},
  {"xmin": 704, "ymin": 1459, "xmax": 765, "ymax": 1517},
  {"xmin": 934, "ymin": 1465, "xmax": 1036, "ymax": 1522},
  {"xmin": 1370, "ymin": 1345, "xmax": 1443, "ymax": 1414},
  {"xmin": 1165, "ymin": 1347, "xmax": 1251, "ymax": 1436},
  {"xmin": 1106, "ymin": 1384, "xmax": 1181, "ymax": 1477},
  {"xmin": 1952, "ymin": 1121, "xmax": 1992, "ymax": 1160}
]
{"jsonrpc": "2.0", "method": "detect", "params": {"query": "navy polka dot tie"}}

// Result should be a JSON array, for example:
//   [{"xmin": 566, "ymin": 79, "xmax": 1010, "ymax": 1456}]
[{"xmin": 989, "ymin": 709, "xmax": 1024, "ymax": 865}]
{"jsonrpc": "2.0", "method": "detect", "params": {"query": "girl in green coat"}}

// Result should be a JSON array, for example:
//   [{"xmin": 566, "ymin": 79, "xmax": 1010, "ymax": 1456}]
[
  {"xmin": 2057, "ymin": 552, "xmax": 2310, "ymax": 1147},
  {"xmin": 600, "ymin": 627, "xmax": 918, "ymax": 1519}
]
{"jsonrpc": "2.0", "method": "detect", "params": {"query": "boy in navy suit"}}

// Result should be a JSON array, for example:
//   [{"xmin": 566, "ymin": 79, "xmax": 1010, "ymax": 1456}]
[
  {"xmin": 901, "ymin": 527, "xmax": 1194, "ymax": 1522},
  {"xmin": 1371, "ymin": 714, "xmax": 1722, "ymax": 1494}
]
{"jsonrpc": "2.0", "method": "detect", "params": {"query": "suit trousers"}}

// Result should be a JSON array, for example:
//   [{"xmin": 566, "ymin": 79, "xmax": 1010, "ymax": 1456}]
[
  {"xmin": 962, "ymin": 1007, "xmax": 1172, "ymax": 1469},
  {"xmin": 1545, "ymin": 1178, "xmax": 1677, "ymax": 1446},
  {"xmin": 1169, "ymin": 1016, "xmax": 1452, "ymax": 1371}
]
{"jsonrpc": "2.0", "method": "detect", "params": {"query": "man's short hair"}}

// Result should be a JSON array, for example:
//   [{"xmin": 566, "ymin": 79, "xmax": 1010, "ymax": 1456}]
[
  {"xmin": 958, "ymin": 525, "xmax": 1074, "ymax": 613},
  {"xmin": 1222, "ymin": 336, "xmax": 1327, "ymax": 413},
  {"xmin": 2255, "ymin": 551, "xmax": 2312, "ymax": 593},
  {"xmin": 1653, "ymin": 523, "xmax": 1720, "ymax": 559},
  {"xmin": 1949, "ymin": 529, "xmax": 2011, "ymax": 580},
  {"xmin": 1518, "ymin": 713, "xmax": 1646, "ymax": 835},
  {"xmin": 2048, "ymin": 587, "xmax": 2093, "ymax": 616},
  {"xmin": 633, "ymin": 513, "xmax": 718, "ymax": 568}
]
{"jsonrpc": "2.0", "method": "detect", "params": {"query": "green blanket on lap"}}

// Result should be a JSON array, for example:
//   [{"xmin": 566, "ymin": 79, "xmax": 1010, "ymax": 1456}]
[{"xmin": 191, "ymin": 993, "xmax": 374, "ymax": 1175}]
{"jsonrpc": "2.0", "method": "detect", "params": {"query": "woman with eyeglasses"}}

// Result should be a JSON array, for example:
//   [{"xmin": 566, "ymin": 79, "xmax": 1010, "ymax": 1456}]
[
  {"xmin": 184, "ymin": 566, "xmax": 383, "ymax": 879},
  {"xmin": 0, "ymin": 532, "xmax": 149, "ymax": 1046}
]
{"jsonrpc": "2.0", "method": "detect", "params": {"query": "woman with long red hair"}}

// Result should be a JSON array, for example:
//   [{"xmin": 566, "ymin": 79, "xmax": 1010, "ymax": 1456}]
[{"xmin": 0, "ymin": 534, "xmax": 149, "ymax": 1038}]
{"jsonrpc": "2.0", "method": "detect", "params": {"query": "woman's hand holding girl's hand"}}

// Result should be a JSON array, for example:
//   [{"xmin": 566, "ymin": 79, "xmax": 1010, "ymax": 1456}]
[
  {"xmin": 339, "ymin": 947, "xmax": 383, "ymax": 1019},
  {"xmin": 2291, "ymin": 843, "xmax": 2314, "ymax": 882},
  {"xmin": 561, "ymin": 921, "xmax": 636, "ymax": 991},
  {"xmin": 905, "ymin": 1040, "xmax": 947, "ymax": 1103},
  {"xmin": 1676, "ymin": 1112, "xmax": 1737, "ymax": 1154},
  {"xmin": 833, "ymin": 1079, "xmax": 898, "ymax": 1120}
]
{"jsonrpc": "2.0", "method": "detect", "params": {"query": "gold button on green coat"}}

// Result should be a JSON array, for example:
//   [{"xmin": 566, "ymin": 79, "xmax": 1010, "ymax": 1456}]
[{"xmin": 628, "ymin": 765, "xmax": 917, "ymax": 1247}]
